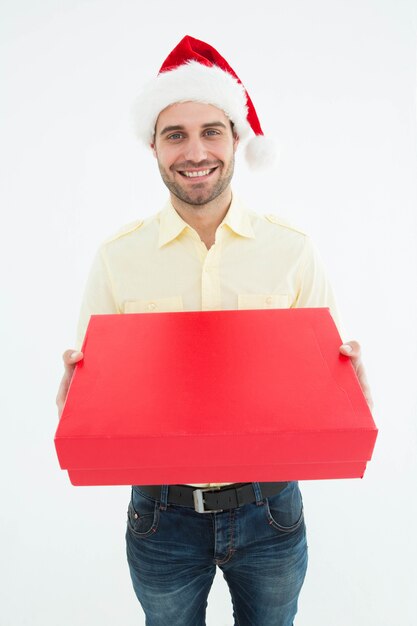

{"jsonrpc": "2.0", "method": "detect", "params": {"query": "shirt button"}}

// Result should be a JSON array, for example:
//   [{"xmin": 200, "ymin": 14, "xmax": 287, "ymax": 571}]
[
  {"xmin": 147, "ymin": 302, "xmax": 157, "ymax": 311},
  {"xmin": 265, "ymin": 296, "xmax": 273, "ymax": 305}
]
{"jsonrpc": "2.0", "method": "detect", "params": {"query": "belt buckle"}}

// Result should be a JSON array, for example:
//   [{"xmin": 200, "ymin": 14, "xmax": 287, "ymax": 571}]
[{"xmin": 193, "ymin": 486, "xmax": 223, "ymax": 514}]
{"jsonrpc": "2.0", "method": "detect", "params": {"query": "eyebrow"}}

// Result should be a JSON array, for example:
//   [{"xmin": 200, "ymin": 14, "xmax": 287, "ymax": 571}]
[{"xmin": 159, "ymin": 121, "xmax": 228, "ymax": 136}]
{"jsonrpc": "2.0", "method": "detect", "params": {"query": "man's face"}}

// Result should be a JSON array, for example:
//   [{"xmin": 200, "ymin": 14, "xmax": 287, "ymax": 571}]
[{"xmin": 152, "ymin": 102, "xmax": 239, "ymax": 207}]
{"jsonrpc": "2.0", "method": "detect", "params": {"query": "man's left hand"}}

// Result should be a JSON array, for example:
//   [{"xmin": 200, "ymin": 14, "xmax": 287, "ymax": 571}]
[{"xmin": 339, "ymin": 341, "xmax": 374, "ymax": 411}]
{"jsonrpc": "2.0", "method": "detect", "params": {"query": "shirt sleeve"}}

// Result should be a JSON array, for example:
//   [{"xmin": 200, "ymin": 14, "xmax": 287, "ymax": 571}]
[
  {"xmin": 294, "ymin": 236, "xmax": 344, "ymax": 337},
  {"xmin": 75, "ymin": 246, "xmax": 119, "ymax": 349}
]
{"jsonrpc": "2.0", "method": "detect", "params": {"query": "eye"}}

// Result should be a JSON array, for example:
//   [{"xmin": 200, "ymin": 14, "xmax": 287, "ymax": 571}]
[
  {"xmin": 204, "ymin": 129, "xmax": 220, "ymax": 137},
  {"xmin": 167, "ymin": 133, "xmax": 184, "ymax": 141}
]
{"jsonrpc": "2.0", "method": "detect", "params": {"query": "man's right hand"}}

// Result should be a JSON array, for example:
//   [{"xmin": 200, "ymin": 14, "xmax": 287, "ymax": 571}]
[{"xmin": 56, "ymin": 350, "xmax": 84, "ymax": 419}]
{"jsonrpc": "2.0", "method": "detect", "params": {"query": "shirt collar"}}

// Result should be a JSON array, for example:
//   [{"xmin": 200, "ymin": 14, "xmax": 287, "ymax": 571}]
[
  {"xmin": 158, "ymin": 200, "xmax": 189, "ymax": 248},
  {"xmin": 158, "ymin": 194, "xmax": 255, "ymax": 248},
  {"xmin": 221, "ymin": 195, "xmax": 255, "ymax": 239}
]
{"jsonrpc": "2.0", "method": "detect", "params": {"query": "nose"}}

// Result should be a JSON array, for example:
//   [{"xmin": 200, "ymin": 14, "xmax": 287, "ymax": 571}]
[{"xmin": 183, "ymin": 136, "xmax": 208, "ymax": 163}]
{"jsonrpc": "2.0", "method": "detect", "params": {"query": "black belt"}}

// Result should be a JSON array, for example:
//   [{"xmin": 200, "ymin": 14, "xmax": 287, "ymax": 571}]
[{"xmin": 137, "ymin": 482, "xmax": 288, "ymax": 513}]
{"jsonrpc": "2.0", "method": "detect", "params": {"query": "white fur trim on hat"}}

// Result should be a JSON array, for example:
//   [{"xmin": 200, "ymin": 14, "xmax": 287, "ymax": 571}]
[
  {"xmin": 131, "ymin": 61, "xmax": 251, "ymax": 145},
  {"xmin": 245, "ymin": 135, "xmax": 278, "ymax": 170}
]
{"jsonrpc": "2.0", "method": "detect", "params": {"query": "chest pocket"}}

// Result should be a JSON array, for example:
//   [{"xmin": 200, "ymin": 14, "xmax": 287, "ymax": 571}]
[
  {"xmin": 123, "ymin": 297, "xmax": 184, "ymax": 313},
  {"xmin": 238, "ymin": 294, "xmax": 290, "ymax": 310}
]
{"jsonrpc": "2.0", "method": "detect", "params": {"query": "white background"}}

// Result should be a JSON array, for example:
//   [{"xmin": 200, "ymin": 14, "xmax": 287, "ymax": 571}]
[{"xmin": 1, "ymin": 1, "xmax": 416, "ymax": 624}]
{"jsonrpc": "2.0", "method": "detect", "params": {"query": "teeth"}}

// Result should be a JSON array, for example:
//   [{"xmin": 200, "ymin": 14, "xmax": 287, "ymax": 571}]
[{"xmin": 182, "ymin": 169, "xmax": 212, "ymax": 178}]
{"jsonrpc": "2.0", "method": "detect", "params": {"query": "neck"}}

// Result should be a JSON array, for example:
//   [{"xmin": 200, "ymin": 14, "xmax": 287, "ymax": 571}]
[{"xmin": 170, "ymin": 187, "xmax": 232, "ymax": 244}]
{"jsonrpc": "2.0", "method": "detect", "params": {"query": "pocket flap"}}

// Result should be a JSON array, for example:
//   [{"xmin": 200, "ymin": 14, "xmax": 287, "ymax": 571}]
[
  {"xmin": 238, "ymin": 294, "xmax": 289, "ymax": 309},
  {"xmin": 123, "ymin": 297, "xmax": 184, "ymax": 313}
]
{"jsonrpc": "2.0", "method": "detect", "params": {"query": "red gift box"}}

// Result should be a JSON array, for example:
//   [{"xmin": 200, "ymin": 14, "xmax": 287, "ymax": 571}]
[{"xmin": 55, "ymin": 309, "xmax": 377, "ymax": 485}]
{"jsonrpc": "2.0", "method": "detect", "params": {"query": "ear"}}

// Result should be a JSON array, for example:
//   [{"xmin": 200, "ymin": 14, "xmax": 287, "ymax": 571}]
[
  {"xmin": 233, "ymin": 132, "xmax": 240, "ymax": 153},
  {"xmin": 150, "ymin": 142, "xmax": 157, "ymax": 158}
]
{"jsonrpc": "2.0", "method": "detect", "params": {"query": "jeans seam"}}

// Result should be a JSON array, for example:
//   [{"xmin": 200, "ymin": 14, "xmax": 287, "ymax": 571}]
[{"xmin": 215, "ymin": 508, "xmax": 236, "ymax": 565}]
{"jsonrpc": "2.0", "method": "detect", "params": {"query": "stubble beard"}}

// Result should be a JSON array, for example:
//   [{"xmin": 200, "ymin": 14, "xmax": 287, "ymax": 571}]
[{"xmin": 157, "ymin": 155, "xmax": 235, "ymax": 208}]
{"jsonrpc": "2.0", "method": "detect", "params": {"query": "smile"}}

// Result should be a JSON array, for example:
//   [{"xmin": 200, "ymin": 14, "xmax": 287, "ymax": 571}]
[{"xmin": 179, "ymin": 167, "xmax": 218, "ymax": 178}]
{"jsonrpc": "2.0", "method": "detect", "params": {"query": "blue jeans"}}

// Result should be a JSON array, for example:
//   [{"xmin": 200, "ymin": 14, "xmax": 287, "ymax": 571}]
[{"xmin": 126, "ymin": 482, "xmax": 308, "ymax": 626}]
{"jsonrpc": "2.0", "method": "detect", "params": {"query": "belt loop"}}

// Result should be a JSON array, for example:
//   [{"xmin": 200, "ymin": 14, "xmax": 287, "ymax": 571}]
[
  {"xmin": 159, "ymin": 485, "xmax": 169, "ymax": 511},
  {"xmin": 252, "ymin": 482, "xmax": 264, "ymax": 505}
]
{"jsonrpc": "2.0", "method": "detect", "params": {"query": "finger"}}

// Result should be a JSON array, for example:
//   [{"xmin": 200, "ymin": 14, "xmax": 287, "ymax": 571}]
[
  {"xmin": 339, "ymin": 340, "xmax": 361, "ymax": 358},
  {"xmin": 62, "ymin": 349, "xmax": 84, "ymax": 365},
  {"xmin": 62, "ymin": 350, "xmax": 84, "ymax": 377}
]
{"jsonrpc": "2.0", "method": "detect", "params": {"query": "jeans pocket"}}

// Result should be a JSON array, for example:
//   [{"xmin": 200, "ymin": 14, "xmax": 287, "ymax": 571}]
[
  {"xmin": 264, "ymin": 482, "xmax": 304, "ymax": 533},
  {"xmin": 127, "ymin": 487, "xmax": 160, "ymax": 538}
]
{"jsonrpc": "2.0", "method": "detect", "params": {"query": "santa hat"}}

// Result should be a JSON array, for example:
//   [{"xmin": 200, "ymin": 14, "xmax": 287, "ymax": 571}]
[{"xmin": 132, "ymin": 35, "xmax": 276, "ymax": 169}]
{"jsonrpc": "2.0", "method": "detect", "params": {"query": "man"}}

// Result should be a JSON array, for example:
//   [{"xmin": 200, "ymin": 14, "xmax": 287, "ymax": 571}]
[{"xmin": 56, "ymin": 36, "xmax": 373, "ymax": 626}]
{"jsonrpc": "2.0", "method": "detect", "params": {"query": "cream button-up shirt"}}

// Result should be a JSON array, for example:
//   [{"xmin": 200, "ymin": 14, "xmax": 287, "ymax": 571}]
[{"xmin": 76, "ymin": 195, "xmax": 341, "ymax": 488}]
